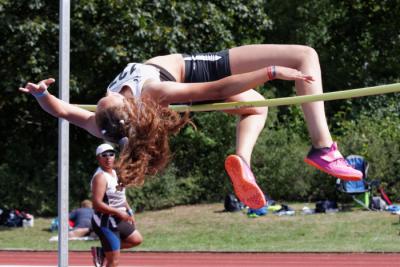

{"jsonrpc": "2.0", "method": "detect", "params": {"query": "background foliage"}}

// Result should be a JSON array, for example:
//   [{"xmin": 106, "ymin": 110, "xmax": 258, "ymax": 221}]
[{"xmin": 0, "ymin": 0, "xmax": 399, "ymax": 215}]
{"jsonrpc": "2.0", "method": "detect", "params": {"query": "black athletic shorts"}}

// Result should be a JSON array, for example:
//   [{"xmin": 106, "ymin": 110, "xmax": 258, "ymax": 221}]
[{"xmin": 183, "ymin": 50, "xmax": 231, "ymax": 83}]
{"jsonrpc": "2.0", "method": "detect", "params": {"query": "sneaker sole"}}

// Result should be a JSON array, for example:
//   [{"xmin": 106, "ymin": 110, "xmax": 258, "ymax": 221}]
[
  {"xmin": 304, "ymin": 158, "xmax": 362, "ymax": 181},
  {"xmin": 225, "ymin": 155, "xmax": 266, "ymax": 209}
]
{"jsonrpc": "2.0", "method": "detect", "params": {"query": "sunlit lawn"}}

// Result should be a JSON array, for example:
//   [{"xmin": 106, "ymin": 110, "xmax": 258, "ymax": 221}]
[{"xmin": 0, "ymin": 203, "xmax": 399, "ymax": 252}]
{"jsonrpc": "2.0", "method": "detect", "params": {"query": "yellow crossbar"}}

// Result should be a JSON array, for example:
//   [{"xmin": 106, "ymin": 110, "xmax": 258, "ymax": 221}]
[{"xmin": 76, "ymin": 82, "xmax": 400, "ymax": 112}]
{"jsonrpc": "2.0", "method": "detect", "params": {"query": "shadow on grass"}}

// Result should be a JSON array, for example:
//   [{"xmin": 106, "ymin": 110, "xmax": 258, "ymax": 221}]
[
  {"xmin": 391, "ymin": 217, "xmax": 400, "ymax": 226},
  {"xmin": 213, "ymin": 209, "xmax": 228, "ymax": 213},
  {"xmin": 0, "ymin": 226, "xmax": 19, "ymax": 232}
]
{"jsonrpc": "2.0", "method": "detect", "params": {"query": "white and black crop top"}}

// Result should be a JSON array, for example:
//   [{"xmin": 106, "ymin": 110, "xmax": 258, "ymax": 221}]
[{"xmin": 107, "ymin": 63, "xmax": 161, "ymax": 98}]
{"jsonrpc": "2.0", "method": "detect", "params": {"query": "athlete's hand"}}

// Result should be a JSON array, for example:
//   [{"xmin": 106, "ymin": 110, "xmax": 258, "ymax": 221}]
[
  {"xmin": 116, "ymin": 210, "xmax": 134, "ymax": 223},
  {"xmin": 274, "ymin": 66, "xmax": 314, "ymax": 84},
  {"xmin": 19, "ymin": 78, "xmax": 55, "ymax": 95},
  {"xmin": 129, "ymin": 215, "xmax": 136, "ymax": 224}
]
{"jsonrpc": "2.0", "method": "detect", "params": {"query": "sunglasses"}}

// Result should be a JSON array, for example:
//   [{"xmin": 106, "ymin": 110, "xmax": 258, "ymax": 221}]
[{"xmin": 100, "ymin": 152, "xmax": 115, "ymax": 158}]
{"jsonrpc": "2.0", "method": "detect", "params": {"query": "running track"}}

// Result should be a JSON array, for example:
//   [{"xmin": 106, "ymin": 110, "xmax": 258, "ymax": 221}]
[{"xmin": 0, "ymin": 251, "xmax": 399, "ymax": 267}]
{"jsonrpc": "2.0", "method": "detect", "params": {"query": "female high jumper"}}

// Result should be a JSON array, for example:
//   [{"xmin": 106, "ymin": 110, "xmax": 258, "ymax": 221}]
[{"xmin": 19, "ymin": 44, "xmax": 362, "ymax": 209}]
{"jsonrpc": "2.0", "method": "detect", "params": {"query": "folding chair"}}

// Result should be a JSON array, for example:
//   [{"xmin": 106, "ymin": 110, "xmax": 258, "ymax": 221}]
[{"xmin": 336, "ymin": 155, "xmax": 380, "ymax": 211}]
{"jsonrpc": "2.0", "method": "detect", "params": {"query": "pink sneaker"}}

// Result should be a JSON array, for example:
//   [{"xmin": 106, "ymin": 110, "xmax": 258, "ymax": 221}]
[
  {"xmin": 304, "ymin": 142, "xmax": 363, "ymax": 181},
  {"xmin": 225, "ymin": 155, "xmax": 267, "ymax": 209}
]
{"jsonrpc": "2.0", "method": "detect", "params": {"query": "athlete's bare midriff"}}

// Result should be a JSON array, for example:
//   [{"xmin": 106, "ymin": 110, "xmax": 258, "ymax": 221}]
[{"xmin": 145, "ymin": 54, "xmax": 185, "ymax": 82}]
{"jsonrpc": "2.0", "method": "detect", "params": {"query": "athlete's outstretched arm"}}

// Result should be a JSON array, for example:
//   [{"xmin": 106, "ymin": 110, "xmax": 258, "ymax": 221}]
[
  {"xmin": 19, "ymin": 78, "xmax": 102, "ymax": 138},
  {"xmin": 142, "ymin": 66, "xmax": 314, "ymax": 104}
]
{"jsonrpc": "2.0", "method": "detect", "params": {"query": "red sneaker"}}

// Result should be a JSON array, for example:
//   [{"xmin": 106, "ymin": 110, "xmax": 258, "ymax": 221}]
[{"xmin": 225, "ymin": 155, "xmax": 266, "ymax": 209}]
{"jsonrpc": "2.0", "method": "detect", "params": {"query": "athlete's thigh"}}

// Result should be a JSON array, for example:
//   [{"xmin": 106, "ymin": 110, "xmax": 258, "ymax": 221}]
[
  {"xmin": 223, "ymin": 89, "xmax": 267, "ymax": 115},
  {"xmin": 229, "ymin": 44, "xmax": 310, "ymax": 74}
]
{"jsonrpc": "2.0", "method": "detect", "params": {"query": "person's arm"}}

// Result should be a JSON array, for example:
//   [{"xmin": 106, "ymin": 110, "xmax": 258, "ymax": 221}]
[
  {"xmin": 142, "ymin": 66, "xmax": 314, "ymax": 105},
  {"xmin": 19, "ymin": 78, "xmax": 102, "ymax": 138},
  {"xmin": 91, "ymin": 173, "xmax": 133, "ymax": 222}
]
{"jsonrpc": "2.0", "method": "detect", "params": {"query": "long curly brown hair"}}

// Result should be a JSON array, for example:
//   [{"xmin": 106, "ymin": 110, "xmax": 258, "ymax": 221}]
[{"xmin": 95, "ymin": 97, "xmax": 190, "ymax": 187}]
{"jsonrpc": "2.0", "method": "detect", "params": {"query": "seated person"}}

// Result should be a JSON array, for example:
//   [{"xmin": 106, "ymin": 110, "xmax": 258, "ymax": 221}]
[{"xmin": 68, "ymin": 199, "xmax": 94, "ymax": 238}]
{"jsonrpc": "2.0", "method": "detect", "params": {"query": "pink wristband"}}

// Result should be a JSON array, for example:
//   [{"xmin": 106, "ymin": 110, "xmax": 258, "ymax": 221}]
[{"xmin": 266, "ymin": 66, "xmax": 276, "ymax": 80}]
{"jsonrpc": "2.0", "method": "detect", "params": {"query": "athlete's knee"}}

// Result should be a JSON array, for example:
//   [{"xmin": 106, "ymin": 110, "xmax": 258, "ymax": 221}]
[
  {"xmin": 225, "ymin": 90, "xmax": 268, "ymax": 116},
  {"xmin": 251, "ymin": 94, "xmax": 268, "ymax": 116},
  {"xmin": 255, "ymin": 106, "xmax": 268, "ymax": 116},
  {"xmin": 107, "ymin": 258, "xmax": 119, "ymax": 267},
  {"xmin": 126, "ymin": 231, "xmax": 143, "ymax": 247},
  {"xmin": 135, "ymin": 233, "xmax": 143, "ymax": 246},
  {"xmin": 241, "ymin": 101, "xmax": 268, "ymax": 116},
  {"xmin": 232, "ymin": 106, "xmax": 268, "ymax": 117},
  {"xmin": 130, "ymin": 235, "xmax": 143, "ymax": 247},
  {"xmin": 298, "ymin": 45, "xmax": 319, "ymax": 63}
]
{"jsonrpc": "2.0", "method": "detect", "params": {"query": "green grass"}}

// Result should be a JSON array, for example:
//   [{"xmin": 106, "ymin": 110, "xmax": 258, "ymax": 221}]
[{"xmin": 0, "ymin": 203, "xmax": 399, "ymax": 252}]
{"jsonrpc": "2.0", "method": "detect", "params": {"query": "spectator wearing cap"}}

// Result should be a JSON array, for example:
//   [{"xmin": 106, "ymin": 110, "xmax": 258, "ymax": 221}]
[
  {"xmin": 90, "ymin": 143, "xmax": 143, "ymax": 267},
  {"xmin": 95, "ymin": 144, "xmax": 117, "ymax": 190}
]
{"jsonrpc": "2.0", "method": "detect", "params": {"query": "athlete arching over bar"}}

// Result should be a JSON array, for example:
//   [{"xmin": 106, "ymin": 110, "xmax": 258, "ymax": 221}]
[{"xmin": 19, "ymin": 44, "xmax": 362, "ymax": 209}]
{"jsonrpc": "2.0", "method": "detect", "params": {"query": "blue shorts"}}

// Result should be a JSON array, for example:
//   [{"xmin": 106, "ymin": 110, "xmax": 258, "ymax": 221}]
[{"xmin": 91, "ymin": 214, "xmax": 135, "ymax": 252}]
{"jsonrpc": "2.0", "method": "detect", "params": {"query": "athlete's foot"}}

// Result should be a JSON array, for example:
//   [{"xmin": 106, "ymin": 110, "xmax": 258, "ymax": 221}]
[
  {"xmin": 304, "ymin": 142, "xmax": 363, "ymax": 181},
  {"xmin": 91, "ymin": 246, "xmax": 105, "ymax": 267},
  {"xmin": 224, "ymin": 155, "xmax": 267, "ymax": 209}
]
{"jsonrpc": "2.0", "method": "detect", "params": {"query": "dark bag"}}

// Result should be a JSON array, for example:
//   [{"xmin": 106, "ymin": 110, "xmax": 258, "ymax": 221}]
[
  {"xmin": 315, "ymin": 200, "xmax": 338, "ymax": 213},
  {"xmin": 0, "ymin": 208, "xmax": 10, "ymax": 225},
  {"xmin": 224, "ymin": 193, "xmax": 244, "ymax": 212},
  {"xmin": 5, "ymin": 209, "xmax": 24, "ymax": 227}
]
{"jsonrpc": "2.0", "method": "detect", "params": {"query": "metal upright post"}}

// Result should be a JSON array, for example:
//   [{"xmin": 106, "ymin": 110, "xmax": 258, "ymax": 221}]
[{"xmin": 58, "ymin": 0, "xmax": 70, "ymax": 266}]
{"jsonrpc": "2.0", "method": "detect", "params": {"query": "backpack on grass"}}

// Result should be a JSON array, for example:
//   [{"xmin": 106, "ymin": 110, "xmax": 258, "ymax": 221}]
[
  {"xmin": 224, "ymin": 193, "xmax": 244, "ymax": 212},
  {"xmin": 315, "ymin": 200, "xmax": 338, "ymax": 213},
  {"xmin": 0, "ymin": 208, "xmax": 10, "ymax": 226}
]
